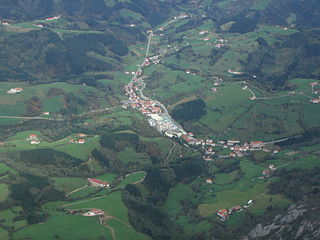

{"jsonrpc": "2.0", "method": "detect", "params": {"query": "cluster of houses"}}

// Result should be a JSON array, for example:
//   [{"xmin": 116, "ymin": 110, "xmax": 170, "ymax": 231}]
[
  {"xmin": 180, "ymin": 132, "xmax": 274, "ymax": 160},
  {"xmin": 124, "ymin": 63, "xmax": 277, "ymax": 161},
  {"xmin": 7, "ymin": 88, "xmax": 23, "ymax": 94},
  {"xmin": 122, "ymin": 26, "xmax": 282, "ymax": 163},
  {"xmin": 87, "ymin": 178, "xmax": 110, "ymax": 189},
  {"xmin": 69, "ymin": 133, "xmax": 87, "ymax": 144},
  {"xmin": 217, "ymin": 200, "xmax": 253, "ymax": 221},
  {"xmin": 123, "ymin": 59, "xmax": 186, "ymax": 138},
  {"xmin": 27, "ymin": 134, "xmax": 40, "ymax": 145}
]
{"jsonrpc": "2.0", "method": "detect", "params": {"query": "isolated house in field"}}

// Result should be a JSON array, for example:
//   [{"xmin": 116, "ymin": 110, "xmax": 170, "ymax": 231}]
[{"xmin": 87, "ymin": 178, "xmax": 110, "ymax": 188}]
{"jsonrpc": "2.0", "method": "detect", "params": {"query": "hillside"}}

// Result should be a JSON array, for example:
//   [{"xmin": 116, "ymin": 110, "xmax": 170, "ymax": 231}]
[
  {"xmin": 0, "ymin": 0, "xmax": 177, "ymax": 83},
  {"xmin": 0, "ymin": 1, "xmax": 319, "ymax": 240}
]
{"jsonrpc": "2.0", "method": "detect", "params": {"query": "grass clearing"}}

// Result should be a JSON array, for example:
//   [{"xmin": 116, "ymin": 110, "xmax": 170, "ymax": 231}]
[
  {"xmin": 14, "ymin": 213, "xmax": 112, "ymax": 240},
  {"xmin": 52, "ymin": 177, "xmax": 87, "ymax": 193},
  {"xmin": 163, "ymin": 184, "xmax": 192, "ymax": 217},
  {"xmin": 199, "ymin": 182, "xmax": 267, "ymax": 217},
  {"xmin": 96, "ymin": 173, "xmax": 117, "ymax": 182},
  {"xmin": 55, "ymin": 136, "xmax": 100, "ymax": 160},
  {"xmin": 116, "ymin": 147, "xmax": 150, "ymax": 165},
  {"xmin": 116, "ymin": 171, "xmax": 146, "ymax": 189}
]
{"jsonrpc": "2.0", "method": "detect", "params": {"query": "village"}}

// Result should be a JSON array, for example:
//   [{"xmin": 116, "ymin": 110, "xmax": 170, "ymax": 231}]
[{"xmin": 122, "ymin": 35, "xmax": 280, "ymax": 163}]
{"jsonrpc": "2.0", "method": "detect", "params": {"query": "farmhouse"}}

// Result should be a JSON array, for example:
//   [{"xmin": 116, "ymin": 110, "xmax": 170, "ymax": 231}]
[
  {"xmin": 228, "ymin": 69, "xmax": 243, "ymax": 75},
  {"xmin": 88, "ymin": 178, "xmax": 110, "ymax": 188},
  {"xmin": 46, "ymin": 15, "xmax": 61, "ymax": 21},
  {"xmin": 206, "ymin": 178, "xmax": 213, "ymax": 184},
  {"xmin": 82, "ymin": 208, "xmax": 104, "ymax": 217},
  {"xmin": 262, "ymin": 169, "xmax": 272, "ymax": 178},
  {"xmin": 250, "ymin": 141, "xmax": 264, "ymax": 150},
  {"xmin": 28, "ymin": 134, "xmax": 38, "ymax": 140},
  {"xmin": 42, "ymin": 112, "xmax": 50, "ymax": 116},
  {"xmin": 30, "ymin": 140, "xmax": 40, "ymax": 145},
  {"xmin": 217, "ymin": 209, "xmax": 229, "ymax": 221},
  {"xmin": 310, "ymin": 98, "xmax": 320, "ymax": 104},
  {"xmin": 78, "ymin": 139, "xmax": 85, "ymax": 144},
  {"xmin": 229, "ymin": 206, "xmax": 242, "ymax": 213},
  {"xmin": 78, "ymin": 133, "xmax": 87, "ymax": 137},
  {"xmin": 7, "ymin": 88, "xmax": 23, "ymax": 94},
  {"xmin": 269, "ymin": 164, "xmax": 276, "ymax": 171}
]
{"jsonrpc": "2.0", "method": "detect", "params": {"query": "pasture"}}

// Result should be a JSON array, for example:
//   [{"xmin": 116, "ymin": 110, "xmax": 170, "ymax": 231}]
[
  {"xmin": 52, "ymin": 177, "xmax": 87, "ymax": 193},
  {"xmin": 64, "ymin": 191, "xmax": 150, "ymax": 240},
  {"xmin": 0, "ymin": 82, "xmax": 110, "ymax": 120},
  {"xmin": 116, "ymin": 147, "xmax": 151, "ymax": 165},
  {"xmin": 1, "ymin": 131, "xmax": 100, "ymax": 161},
  {"xmin": 0, "ymin": 206, "xmax": 27, "ymax": 231},
  {"xmin": 14, "ymin": 213, "xmax": 113, "ymax": 240}
]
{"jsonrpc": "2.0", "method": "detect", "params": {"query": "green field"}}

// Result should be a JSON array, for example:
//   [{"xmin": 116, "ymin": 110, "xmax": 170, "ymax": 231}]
[
  {"xmin": 0, "ymin": 82, "xmax": 109, "ymax": 119},
  {"xmin": 0, "ymin": 207, "xmax": 28, "ymax": 231},
  {"xmin": 2, "ymin": 132, "xmax": 100, "ymax": 161},
  {"xmin": 52, "ymin": 177, "xmax": 87, "ymax": 193},
  {"xmin": 163, "ymin": 184, "xmax": 193, "ymax": 217},
  {"xmin": 55, "ymin": 137, "xmax": 100, "ymax": 160},
  {"xmin": 97, "ymin": 173, "xmax": 117, "ymax": 182},
  {"xmin": 116, "ymin": 147, "xmax": 150, "ymax": 165},
  {"xmin": 115, "ymin": 171, "xmax": 146, "ymax": 189},
  {"xmin": 14, "ymin": 213, "xmax": 113, "ymax": 240},
  {"xmin": 64, "ymin": 191, "xmax": 150, "ymax": 240}
]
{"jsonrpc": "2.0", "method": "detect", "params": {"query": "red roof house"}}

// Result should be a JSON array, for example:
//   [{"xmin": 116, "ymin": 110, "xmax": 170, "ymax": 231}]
[
  {"xmin": 88, "ymin": 178, "xmax": 110, "ymax": 188},
  {"xmin": 217, "ymin": 209, "xmax": 229, "ymax": 220}
]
